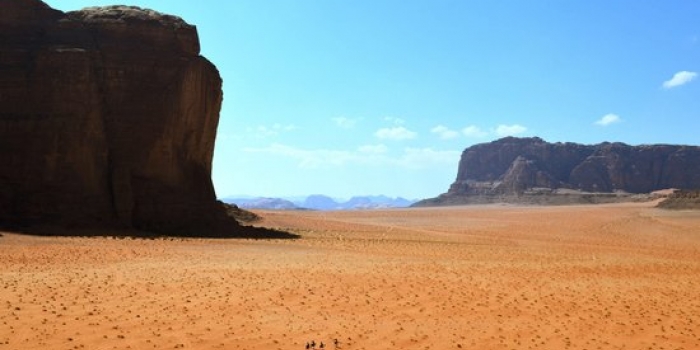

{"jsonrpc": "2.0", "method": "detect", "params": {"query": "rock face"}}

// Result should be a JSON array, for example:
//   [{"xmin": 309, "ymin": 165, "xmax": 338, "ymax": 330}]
[
  {"xmin": 417, "ymin": 137, "xmax": 700, "ymax": 206},
  {"xmin": 0, "ymin": 1, "xmax": 289, "ymax": 237}
]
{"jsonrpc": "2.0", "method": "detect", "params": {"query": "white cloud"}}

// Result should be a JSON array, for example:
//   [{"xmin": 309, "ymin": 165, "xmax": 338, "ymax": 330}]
[
  {"xmin": 332, "ymin": 117, "xmax": 357, "ymax": 129},
  {"xmin": 428, "ymin": 123, "xmax": 527, "ymax": 139},
  {"xmin": 462, "ymin": 125, "xmax": 489, "ymax": 138},
  {"xmin": 375, "ymin": 126, "xmax": 417, "ymax": 140},
  {"xmin": 243, "ymin": 143, "xmax": 458, "ymax": 169},
  {"xmin": 430, "ymin": 125, "xmax": 460, "ymax": 139},
  {"xmin": 662, "ymin": 71, "xmax": 697, "ymax": 89},
  {"xmin": 494, "ymin": 124, "xmax": 527, "ymax": 137},
  {"xmin": 594, "ymin": 113, "xmax": 622, "ymax": 126}
]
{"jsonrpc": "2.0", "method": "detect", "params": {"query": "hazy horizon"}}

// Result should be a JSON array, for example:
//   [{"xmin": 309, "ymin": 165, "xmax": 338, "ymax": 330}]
[{"xmin": 49, "ymin": 0, "xmax": 700, "ymax": 199}]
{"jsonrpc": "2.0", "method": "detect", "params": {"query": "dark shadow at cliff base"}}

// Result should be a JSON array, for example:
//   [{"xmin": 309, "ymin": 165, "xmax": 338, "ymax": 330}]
[
  {"xmin": 0, "ymin": 200, "xmax": 299, "ymax": 239},
  {"xmin": 0, "ymin": 226, "xmax": 301, "ymax": 240},
  {"xmin": 0, "ymin": 222, "xmax": 299, "ymax": 240}
]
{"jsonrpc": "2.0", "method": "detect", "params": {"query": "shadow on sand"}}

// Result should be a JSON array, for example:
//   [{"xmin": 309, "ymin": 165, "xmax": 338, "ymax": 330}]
[
  {"xmin": 0, "ymin": 219, "xmax": 301, "ymax": 239},
  {"xmin": 0, "ymin": 223, "xmax": 299, "ymax": 240},
  {"xmin": 0, "ymin": 202, "xmax": 299, "ymax": 240}
]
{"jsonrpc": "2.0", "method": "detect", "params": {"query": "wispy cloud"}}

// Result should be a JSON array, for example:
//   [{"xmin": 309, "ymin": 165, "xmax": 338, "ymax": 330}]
[
  {"xmin": 332, "ymin": 117, "xmax": 358, "ymax": 129},
  {"xmin": 246, "ymin": 123, "xmax": 298, "ymax": 138},
  {"xmin": 243, "ymin": 143, "xmax": 458, "ymax": 169},
  {"xmin": 494, "ymin": 124, "xmax": 527, "ymax": 137},
  {"xmin": 247, "ymin": 126, "xmax": 276, "ymax": 138},
  {"xmin": 430, "ymin": 125, "xmax": 460, "ymax": 140},
  {"xmin": 397, "ymin": 147, "xmax": 461, "ymax": 169},
  {"xmin": 383, "ymin": 116, "xmax": 406, "ymax": 125},
  {"xmin": 375, "ymin": 126, "xmax": 417, "ymax": 140},
  {"xmin": 243, "ymin": 143, "xmax": 358, "ymax": 168},
  {"xmin": 462, "ymin": 125, "xmax": 489, "ymax": 138},
  {"xmin": 662, "ymin": 71, "xmax": 697, "ymax": 89},
  {"xmin": 594, "ymin": 113, "xmax": 622, "ymax": 126},
  {"xmin": 427, "ymin": 123, "xmax": 526, "ymax": 139}
]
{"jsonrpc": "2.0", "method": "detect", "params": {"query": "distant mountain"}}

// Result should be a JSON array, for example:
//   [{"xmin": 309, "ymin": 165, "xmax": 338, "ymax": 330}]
[
  {"xmin": 301, "ymin": 195, "xmax": 416, "ymax": 210},
  {"xmin": 222, "ymin": 195, "xmax": 416, "ymax": 210},
  {"xmin": 343, "ymin": 196, "xmax": 372, "ymax": 208},
  {"xmin": 223, "ymin": 197, "xmax": 300, "ymax": 210},
  {"xmin": 338, "ymin": 195, "xmax": 414, "ymax": 209},
  {"xmin": 415, "ymin": 137, "xmax": 700, "ymax": 206},
  {"xmin": 303, "ymin": 195, "xmax": 340, "ymax": 210}
]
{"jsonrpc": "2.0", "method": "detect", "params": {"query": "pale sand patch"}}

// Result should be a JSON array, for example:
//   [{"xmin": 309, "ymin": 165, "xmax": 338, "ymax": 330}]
[{"xmin": 2, "ymin": 202, "xmax": 700, "ymax": 349}]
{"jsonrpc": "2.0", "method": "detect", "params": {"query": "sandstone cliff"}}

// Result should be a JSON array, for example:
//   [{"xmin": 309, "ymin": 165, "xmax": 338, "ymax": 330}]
[
  {"xmin": 416, "ymin": 137, "xmax": 700, "ymax": 206},
  {"xmin": 0, "ymin": 0, "xmax": 292, "ymax": 238}
]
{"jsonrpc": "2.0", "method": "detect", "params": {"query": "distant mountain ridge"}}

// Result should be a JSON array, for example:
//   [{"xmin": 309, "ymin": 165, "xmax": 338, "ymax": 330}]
[
  {"xmin": 416, "ymin": 137, "xmax": 700, "ymax": 206},
  {"xmin": 222, "ymin": 195, "xmax": 415, "ymax": 210},
  {"xmin": 225, "ymin": 197, "xmax": 300, "ymax": 210}
]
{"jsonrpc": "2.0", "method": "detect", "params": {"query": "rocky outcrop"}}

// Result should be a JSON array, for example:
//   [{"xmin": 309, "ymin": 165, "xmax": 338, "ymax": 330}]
[
  {"xmin": 222, "ymin": 203, "xmax": 261, "ymax": 223},
  {"xmin": 657, "ymin": 190, "xmax": 700, "ymax": 210},
  {"xmin": 0, "ymin": 0, "xmax": 294, "ymax": 238},
  {"xmin": 416, "ymin": 137, "xmax": 700, "ymax": 206}
]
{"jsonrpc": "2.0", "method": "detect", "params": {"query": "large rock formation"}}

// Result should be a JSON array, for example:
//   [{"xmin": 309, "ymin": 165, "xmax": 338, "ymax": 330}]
[
  {"xmin": 416, "ymin": 137, "xmax": 700, "ymax": 206},
  {"xmin": 0, "ymin": 0, "xmax": 292, "ymax": 238}
]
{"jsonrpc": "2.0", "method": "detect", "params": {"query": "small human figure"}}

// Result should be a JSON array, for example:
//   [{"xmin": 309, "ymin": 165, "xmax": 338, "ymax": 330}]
[
  {"xmin": 305, "ymin": 342, "xmax": 310, "ymax": 349},
  {"xmin": 310, "ymin": 340, "xmax": 316, "ymax": 349},
  {"xmin": 333, "ymin": 338, "xmax": 340, "ymax": 349},
  {"xmin": 319, "ymin": 342, "xmax": 325, "ymax": 349}
]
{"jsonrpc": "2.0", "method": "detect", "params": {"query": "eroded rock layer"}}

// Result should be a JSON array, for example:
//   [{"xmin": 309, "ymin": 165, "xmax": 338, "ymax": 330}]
[
  {"xmin": 0, "ymin": 0, "xmax": 286, "ymax": 237},
  {"xmin": 417, "ymin": 137, "xmax": 700, "ymax": 206}
]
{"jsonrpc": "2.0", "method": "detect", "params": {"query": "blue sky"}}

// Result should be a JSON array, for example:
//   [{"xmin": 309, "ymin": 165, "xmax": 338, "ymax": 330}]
[{"xmin": 49, "ymin": 1, "xmax": 700, "ymax": 200}]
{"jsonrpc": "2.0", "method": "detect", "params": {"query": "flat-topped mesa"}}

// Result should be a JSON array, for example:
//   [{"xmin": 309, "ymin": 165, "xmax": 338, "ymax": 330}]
[
  {"xmin": 69, "ymin": 5, "xmax": 190, "ymax": 27},
  {"xmin": 0, "ymin": 0, "xmax": 290, "ymax": 237},
  {"xmin": 416, "ymin": 137, "xmax": 700, "ymax": 206}
]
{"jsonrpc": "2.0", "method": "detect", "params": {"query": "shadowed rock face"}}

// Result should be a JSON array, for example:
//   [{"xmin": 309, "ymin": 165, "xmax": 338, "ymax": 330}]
[
  {"xmin": 418, "ymin": 137, "xmax": 700, "ymax": 206},
  {"xmin": 0, "ymin": 1, "xmax": 291, "ymax": 238}
]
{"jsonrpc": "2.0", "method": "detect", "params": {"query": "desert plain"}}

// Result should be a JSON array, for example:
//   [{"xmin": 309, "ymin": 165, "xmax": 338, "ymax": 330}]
[{"xmin": 2, "ymin": 202, "xmax": 700, "ymax": 350}]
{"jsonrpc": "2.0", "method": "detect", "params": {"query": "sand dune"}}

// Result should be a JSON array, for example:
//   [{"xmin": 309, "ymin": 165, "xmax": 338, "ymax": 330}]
[{"xmin": 2, "ymin": 202, "xmax": 700, "ymax": 349}]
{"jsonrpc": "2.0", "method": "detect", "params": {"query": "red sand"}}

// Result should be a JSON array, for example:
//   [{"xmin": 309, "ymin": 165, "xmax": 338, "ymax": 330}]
[{"xmin": 2, "ymin": 202, "xmax": 700, "ymax": 349}]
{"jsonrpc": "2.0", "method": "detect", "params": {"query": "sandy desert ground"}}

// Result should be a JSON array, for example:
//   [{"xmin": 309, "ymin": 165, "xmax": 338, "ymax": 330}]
[{"xmin": 2, "ymin": 202, "xmax": 700, "ymax": 350}]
